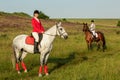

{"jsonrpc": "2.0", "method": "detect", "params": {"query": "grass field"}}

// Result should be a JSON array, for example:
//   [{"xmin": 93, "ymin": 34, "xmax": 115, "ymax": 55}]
[
  {"xmin": 67, "ymin": 19, "xmax": 119, "ymax": 27},
  {"xmin": 0, "ymin": 14, "xmax": 120, "ymax": 80}
]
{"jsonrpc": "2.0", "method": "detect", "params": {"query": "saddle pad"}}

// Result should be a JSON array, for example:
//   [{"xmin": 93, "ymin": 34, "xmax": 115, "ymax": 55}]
[{"xmin": 25, "ymin": 36, "xmax": 34, "ymax": 45}]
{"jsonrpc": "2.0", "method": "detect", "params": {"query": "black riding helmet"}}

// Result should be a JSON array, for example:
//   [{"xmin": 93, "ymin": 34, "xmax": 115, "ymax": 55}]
[
  {"xmin": 34, "ymin": 10, "xmax": 40, "ymax": 14},
  {"xmin": 91, "ymin": 20, "xmax": 94, "ymax": 22}
]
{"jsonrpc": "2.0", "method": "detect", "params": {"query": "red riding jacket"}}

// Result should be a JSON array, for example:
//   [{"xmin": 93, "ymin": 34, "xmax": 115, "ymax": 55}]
[{"xmin": 32, "ymin": 18, "xmax": 45, "ymax": 33}]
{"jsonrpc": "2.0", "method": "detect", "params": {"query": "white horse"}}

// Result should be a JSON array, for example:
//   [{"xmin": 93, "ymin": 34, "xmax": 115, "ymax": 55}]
[{"xmin": 12, "ymin": 22, "xmax": 68, "ymax": 77}]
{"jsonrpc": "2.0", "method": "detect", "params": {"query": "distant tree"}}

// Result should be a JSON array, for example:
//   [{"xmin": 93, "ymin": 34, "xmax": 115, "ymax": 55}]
[
  {"xmin": 38, "ymin": 11, "xmax": 49, "ymax": 19},
  {"xmin": 62, "ymin": 18, "xmax": 67, "ymax": 22},
  {"xmin": 117, "ymin": 21, "xmax": 120, "ymax": 27}
]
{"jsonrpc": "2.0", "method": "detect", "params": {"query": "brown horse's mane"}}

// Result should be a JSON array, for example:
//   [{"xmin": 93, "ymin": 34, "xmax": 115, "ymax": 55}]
[{"xmin": 83, "ymin": 23, "xmax": 92, "ymax": 34}]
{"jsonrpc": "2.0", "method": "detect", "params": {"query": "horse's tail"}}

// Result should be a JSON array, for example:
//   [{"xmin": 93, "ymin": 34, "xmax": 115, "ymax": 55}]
[
  {"xmin": 97, "ymin": 31, "xmax": 107, "ymax": 50},
  {"xmin": 11, "ymin": 45, "xmax": 16, "ymax": 69}
]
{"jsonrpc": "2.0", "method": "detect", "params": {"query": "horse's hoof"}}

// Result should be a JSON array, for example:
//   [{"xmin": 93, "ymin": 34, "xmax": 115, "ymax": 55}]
[
  {"xmin": 24, "ymin": 70, "xmax": 27, "ymax": 73},
  {"xmin": 46, "ymin": 73, "xmax": 49, "ymax": 76},
  {"xmin": 18, "ymin": 71, "xmax": 20, "ymax": 74},
  {"xmin": 38, "ymin": 74, "xmax": 42, "ymax": 77}
]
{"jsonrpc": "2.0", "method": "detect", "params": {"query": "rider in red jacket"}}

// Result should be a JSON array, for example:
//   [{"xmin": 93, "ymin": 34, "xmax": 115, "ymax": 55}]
[
  {"xmin": 32, "ymin": 18, "xmax": 45, "ymax": 33},
  {"xmin": 32, "ymin": 10, "xmax": 45, "ymax": 53}
]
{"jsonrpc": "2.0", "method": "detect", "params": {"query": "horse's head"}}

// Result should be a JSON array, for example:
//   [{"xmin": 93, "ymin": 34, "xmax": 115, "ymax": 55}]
[
  {"xmin": 56, "ymin": 22, "xmax": 68, "ymax": 39},
  {"xmin": 83, "ymin": 23, "xmax": 89, "ymax": 32}
]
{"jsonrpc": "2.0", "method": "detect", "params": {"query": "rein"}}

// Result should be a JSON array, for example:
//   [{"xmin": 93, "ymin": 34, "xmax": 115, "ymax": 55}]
[
  {"xmin": 43, "ymin": 26, "xmax": 57, "ymax": 36},
  {"xmin": 43, "ymin": 26, "xmax": 66, "ymax": 37},
  {"xmin": 43, "ymin": 33, "xmax": 57, "ymax": 36}
]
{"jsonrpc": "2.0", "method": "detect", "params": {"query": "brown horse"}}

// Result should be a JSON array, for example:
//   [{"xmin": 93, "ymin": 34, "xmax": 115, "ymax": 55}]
[{"xmin": 83, "ymin": 23, "xmax": 106, "ymax": 52}]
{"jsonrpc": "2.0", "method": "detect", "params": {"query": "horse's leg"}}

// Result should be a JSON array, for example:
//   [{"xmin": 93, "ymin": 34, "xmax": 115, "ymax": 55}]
[
  {"xmin": 98, "ymin": 40, "xmax": 104, "ymax": 52},
  {"xmin": 90, "ymin": 42, "xmax": 92, "ymax": 50},
  {"xmin": 44, "ymin": 46, "xmax": 52, "ymax": 76},
  {"xmin": 88, "ymin": 41, "xmax": 92, "ymax": 50},
  {"xmin": 102, "ymin": 45, "xmax": 105, "ymax": 52},
  {"xmin": 38, "ymin": 52, "xmax": 46, "ymax": 77},
  {"xmin": 14, "ymin": 48, "xmax": 20, "ymax": 74},
  {"xmin": 101, "ymin": 40, "xmax": 105, "ymax": 52},
  {"xmin": 44, "ymin": 52, "xmax": 50, "ymax": 76},
  {"xmin": 19, "ymin": 51, "xmax": 28, "ymax": 73},
  {"xmin": 87, "ymin": 43, "xmax": 90, "ymax": 50},
  {"xmin": 38, "ymin": 49, "xmax": 51, "ymax": 77},
  {"xmin": 87, "ymin": 41, "xmax": 90, "ymax": 50},
  {"xmin": 97, "ymin": 42, "xmax": 100, "ymax": 51}
]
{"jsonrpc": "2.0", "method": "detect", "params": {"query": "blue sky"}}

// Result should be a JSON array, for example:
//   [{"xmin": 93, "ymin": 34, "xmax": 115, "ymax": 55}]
[{"xmin": 0, "ymin": 0, "xmax": 120, "ymax": 18}]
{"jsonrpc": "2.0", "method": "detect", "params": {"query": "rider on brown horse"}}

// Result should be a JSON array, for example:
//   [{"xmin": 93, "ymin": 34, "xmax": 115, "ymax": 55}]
[
  {"xmin": 83, "ymin": 23, "xmax": 106, "ymax": 52},
  {"xmin": 89, "ymin": 20, "xmax": 98, "ymax": 40}
]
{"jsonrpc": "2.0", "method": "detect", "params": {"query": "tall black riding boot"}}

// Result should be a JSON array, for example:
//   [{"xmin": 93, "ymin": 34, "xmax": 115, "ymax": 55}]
[
  {"xmin": 34, "ymin": 42, "xmax": 39, "ymax": 54},
  {"xmin": 93, "ymin": 36, "xmax": 97, "ymax": 41}
]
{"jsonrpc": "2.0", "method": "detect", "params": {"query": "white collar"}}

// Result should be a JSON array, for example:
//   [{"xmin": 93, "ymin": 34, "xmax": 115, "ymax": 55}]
[{"xmin": 34, "ymin": 17, "xmax": 40, "ymax": 23}]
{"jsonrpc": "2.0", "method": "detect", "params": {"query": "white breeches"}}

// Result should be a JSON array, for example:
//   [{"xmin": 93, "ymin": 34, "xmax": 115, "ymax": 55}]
[
  {"xmin": 91, "ymin": 31, "xmax": 98, "ymax": 37},
  {"xmin": 32, "ymin": 32, "xmax": 39, "ymax": 42}
]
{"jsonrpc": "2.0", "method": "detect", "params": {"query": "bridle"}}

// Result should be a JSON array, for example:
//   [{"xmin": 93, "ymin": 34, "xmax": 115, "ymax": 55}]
[{"xmin": 43, "ymin": 26, "xmax": 66, "ymax": 37}]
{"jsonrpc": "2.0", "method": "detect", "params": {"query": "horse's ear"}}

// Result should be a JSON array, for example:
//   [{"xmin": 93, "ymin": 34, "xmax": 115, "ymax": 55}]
[
  {"xmin": 56, "ymin": 22, "xmax": 59, "ymax": 28},
  {"xmin": 56, "ymin": 22, "xmax": 58, "ymax": 25},
  {"xmin": 86, "ymin": 23, "xmax": 88, "ymax": 25},
  {"xmin": 58, "ymin": 22, "xmax": 62, "ymax": 26},
  {"xmin": 56, "ymin": 22, "xmax": 62, "ymax": 28}
]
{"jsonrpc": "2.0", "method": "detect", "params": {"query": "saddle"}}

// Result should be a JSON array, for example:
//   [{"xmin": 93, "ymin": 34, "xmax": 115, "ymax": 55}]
[
  {"xmin": 25, "ymin": 33, "xmax": 43, "ymax": 45},
  {"xmin": 25, "ymin": 36, "xmax": 34, "ymax": 45},
  {"xmin": 92, "ymin": 32, "xmax": 99, "ymax": 41}
]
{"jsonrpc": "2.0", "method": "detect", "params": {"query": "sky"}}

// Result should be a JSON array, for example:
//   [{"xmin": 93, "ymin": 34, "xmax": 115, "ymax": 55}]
[{"xmin": 0, "ymin": 0, "xmax": 120, "ymax": 18}]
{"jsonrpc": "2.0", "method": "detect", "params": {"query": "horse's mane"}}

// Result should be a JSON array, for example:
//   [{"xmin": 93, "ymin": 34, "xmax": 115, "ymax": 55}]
[{"xmin": 83, "ymin": 23, "xmax": 92, "ymax": 34}]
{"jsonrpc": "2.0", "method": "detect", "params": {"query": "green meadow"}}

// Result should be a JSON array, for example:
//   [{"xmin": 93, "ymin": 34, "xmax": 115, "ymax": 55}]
[
  {"xmin": 0, "ymin": 16, "xmax": 120, "ymax": 80},
  {"xmin": 67, "ymin": 19, "xmax": 119, "ymax": 27}
]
